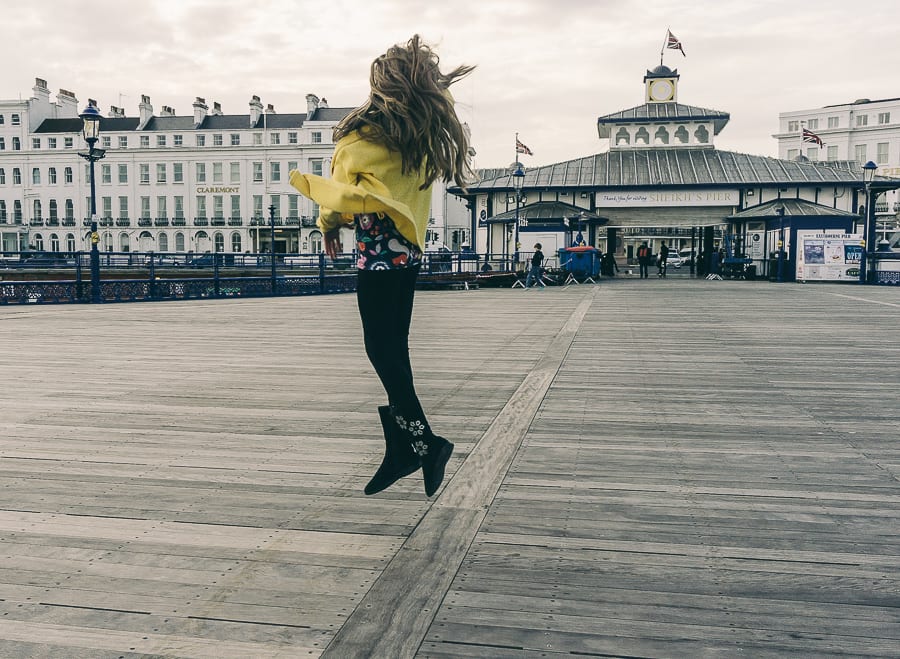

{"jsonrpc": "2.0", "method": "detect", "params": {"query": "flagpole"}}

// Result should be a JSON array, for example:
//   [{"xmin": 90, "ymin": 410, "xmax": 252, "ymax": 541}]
[{"xmin": 661, "ymin": 29, "xmax": 668, "ymax": 66}]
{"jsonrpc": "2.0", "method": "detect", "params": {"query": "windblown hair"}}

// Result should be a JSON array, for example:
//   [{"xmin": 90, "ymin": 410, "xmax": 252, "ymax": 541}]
[{"xmin": 334, "ymin": 35, "xmax": 475, "ymax": 190}]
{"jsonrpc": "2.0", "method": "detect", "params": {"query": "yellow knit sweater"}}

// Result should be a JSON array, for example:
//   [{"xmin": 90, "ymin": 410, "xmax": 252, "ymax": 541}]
[{"xmin": 288, "ymin": 130, "xmax": 432, "ymax": 249}]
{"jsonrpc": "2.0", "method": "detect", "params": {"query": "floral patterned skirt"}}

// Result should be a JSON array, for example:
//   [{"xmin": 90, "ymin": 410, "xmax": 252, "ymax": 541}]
[{"xmin": 355, "ymin": 213, "xmax": 423, "ymax": 270}]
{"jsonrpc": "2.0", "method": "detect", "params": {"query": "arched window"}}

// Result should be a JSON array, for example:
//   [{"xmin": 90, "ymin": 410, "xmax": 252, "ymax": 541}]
[
  {"xmin": 309, "ymin": 230, "xmax": 323, "ymax": 253},
  {"xmin": 158, "ymin": 233, "xmax": 169, "ymax": 252},
  {"xmin": 231, "ymin": 232, "xmax": 242, "ymax": 253},
  {"xmin": 33, "ymin": 234, "xmax": 44, "ymax": 250},
  {"xmin": 674, "ymin": 126, "xmax": 689, "ymax": 144},
  {"xmin": 49, "ymin": 233, "xmax": 60, "ymax": 252},
  {"xmin": 102, "ymin": 232, "xmax": 113, "ymax": 251},
  {"xmin": 66, "ymin": 233, "xmax": 76, "ymax": 252},
  {"xmin": 615, "ymin": 128, "xmax": 630, "ymax": 145},
  {"xmin": 64, "ymin": 167, "xmax": 73, "ymax": 183},
  {"xmin": 175, "ymin": 232, "xmax": 185, "ymax": 252},
  {"xmin": 214, "ymin": 231, "xmax": 225, "ymax": 253},
  {"xmin": 694, "ymin": 125, "xmax": 709, "ymax": 143},
  {"xmin": 635, "ymin": 128, "xmax": 650, "ymax": 145},
  {"xmin": 33, "ymin": 199, "xmax": 42, "ymax": 220},
  {"xmin": 654, "ymin": 127, "xmax": 670, "ymax": 145},
  {"xmin": 119, "ymin": 232, "xmax": 130, "ymax": 252},
  {"xmin": 32, "ymin": 168, "xmax": 41, "ymax": 185}
]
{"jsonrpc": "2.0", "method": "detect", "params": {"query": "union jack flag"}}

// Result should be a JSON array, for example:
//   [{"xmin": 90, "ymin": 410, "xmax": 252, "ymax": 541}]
[
  {"xmin": 666, "ymin": 29, "xmax": 685, "ymax": 56},
  {"xmin": 802, "ymin": 128, "xmax": 824, "ymax": 147},
  {"xmin": 516, "ymin": 138, "xmax": 533, "ymax": 156}
]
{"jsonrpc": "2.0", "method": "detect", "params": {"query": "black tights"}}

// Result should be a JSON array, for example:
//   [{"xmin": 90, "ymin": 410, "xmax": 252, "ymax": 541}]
[{"xmin": 356, "ymin": 267, "xmax": 426, "ymax": 424}]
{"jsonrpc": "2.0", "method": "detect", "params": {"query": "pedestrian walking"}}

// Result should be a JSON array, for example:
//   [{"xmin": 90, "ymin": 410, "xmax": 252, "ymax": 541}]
[
  {"xmin": 637, "ymin": 242, "xmax": 651, "ymax": 278},
  {"xmin": 289, "ymin": 35, "xmax": 473, "ymax": 496},
  {"xmin": 525, "ymin": 243, "xmax": 544, "ymax": 288},
  {"xmin": 657, "ymin": 241, "xmax": 670, "ymax": 278}
]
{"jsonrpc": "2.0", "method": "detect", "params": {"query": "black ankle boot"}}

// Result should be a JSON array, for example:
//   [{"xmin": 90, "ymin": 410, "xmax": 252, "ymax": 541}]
[
  {"xmin": 363, "ymin": 406, "xmax": 421, "ymax": 496},
  {"xmin": 392, "ymin": 410, "xmax": 454, "ymax": 497}
]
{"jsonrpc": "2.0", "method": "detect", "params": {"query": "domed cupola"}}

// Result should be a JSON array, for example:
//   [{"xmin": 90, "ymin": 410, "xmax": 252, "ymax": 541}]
[{"xmin": 644, "ymin": 65, "xmax": 679, "ymax": 103}]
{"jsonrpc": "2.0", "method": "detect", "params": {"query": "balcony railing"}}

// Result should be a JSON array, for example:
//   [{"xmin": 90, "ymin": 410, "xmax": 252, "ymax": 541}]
[
  {"xmin": 210, "ymin": 217, "xmax": 226, "ymax": 227},
  {"xmin": 228, "ymin": 218, "xmax": 243, "ymax": 226},
  {"xmin": 30, "ymin": 219, "xmax": 44, "ymax": 226},
  {"xmin": 62, "ymin": 218, "xmax": 76, "ymax": 226},
  {"xmin": 172, "ymin": 218, "xmax": 187, "ymax": 226},
  {"xmin": 154, "ymin": 217, "xmax": 169, "ymax": 227},
  {"xmin": 115, "ymin": 218, "xmax": 131, "ymax": 227},
  {"xmin": 137, "ymin": 218, "xmax": 152, "ymax": 227},
  {"xmin": 194, "ymin": 218, "xmax": 209, "ymax": 226}
]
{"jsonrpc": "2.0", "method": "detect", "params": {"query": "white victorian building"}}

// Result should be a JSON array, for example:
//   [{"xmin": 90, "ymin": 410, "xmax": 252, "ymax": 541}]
[{"xmin": 775, "ymin": 97, "xmax": 900, "ymax": 244}]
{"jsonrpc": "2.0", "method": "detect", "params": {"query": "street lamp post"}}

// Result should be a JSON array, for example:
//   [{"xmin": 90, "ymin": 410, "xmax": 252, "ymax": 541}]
[
  {"xmin": 78, "ymin": 103, "xmax": 106, "ymax": 303},
  {"xmin": 860, "ymin": 160, "xmax": 877, "ymax": 284},
  {"xmin": 512, "ymin": 165, "xmax": 525, "ymax": 272},
  {"xmin": 775, "ymin": 205, "xmax": 785, "ymax": 283},
  {"xmin": 269, "ymin": 204, "xmax": 277, "ymax": 292}
]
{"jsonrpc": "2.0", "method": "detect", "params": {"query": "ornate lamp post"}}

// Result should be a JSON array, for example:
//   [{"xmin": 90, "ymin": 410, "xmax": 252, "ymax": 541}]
[
  {"xmin": 78, "ymin": 103, "xmax": 106, "ymax": 303},
  {"xmin": 860, "ymin": 160, "xmax": 877, "ymax": 284},
  {"xmin": 512, "ymin": 165, "xmax": 525, "ymax": 271},
  {"xmin": 269, "ymin": 204, "xmax": 278, "ymax": 292}
]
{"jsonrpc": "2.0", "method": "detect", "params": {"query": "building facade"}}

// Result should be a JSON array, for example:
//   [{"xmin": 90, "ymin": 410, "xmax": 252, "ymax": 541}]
[
  {"xmin": 459, "ymin": 65, "xmax": 899, "ymax": 277},
  {"xmin": 775, "ymin": 97, "xmax": 900, "ymax": 243}
]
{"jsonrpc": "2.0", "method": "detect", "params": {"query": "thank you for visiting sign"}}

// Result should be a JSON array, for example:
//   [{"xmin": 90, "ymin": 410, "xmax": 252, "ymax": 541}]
[{"xmin": 595, "ymin": 189, "xmax": 739, "ymax": 207}]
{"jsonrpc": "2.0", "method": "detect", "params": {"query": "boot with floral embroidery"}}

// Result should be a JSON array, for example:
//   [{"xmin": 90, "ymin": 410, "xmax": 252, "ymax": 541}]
[
  {"xmin": 364, "ymin": 406, "xmax": 422, "ymax": 496},
  {"xmin": 392, "ymin": 409, "xmax": 454, "ymax": 497}
]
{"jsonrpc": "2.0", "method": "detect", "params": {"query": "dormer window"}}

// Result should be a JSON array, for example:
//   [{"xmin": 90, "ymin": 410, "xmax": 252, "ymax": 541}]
[
  {"xmin": 694, "ymin": 125, "xmax": 709, "ymax": 143},
  {"xmin": 654, "ymin": 127, "xmax": 670, "ymax": 145},
  {"xmin": 635, "ymin": 127, "xmax": 650, "ymax": 145},
  {"xmin": 615, "ymin": 128, "xmax": 630, "ymax": 145},
  {"xmin": 674, "ymin": 126, "xmax": 689, "ymax": 144}
]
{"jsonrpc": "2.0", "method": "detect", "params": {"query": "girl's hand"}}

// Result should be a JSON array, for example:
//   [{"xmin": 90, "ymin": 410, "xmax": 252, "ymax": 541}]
[{"xmin": 324, "ymin": 229, "xmax": 342, "ymax": 260}]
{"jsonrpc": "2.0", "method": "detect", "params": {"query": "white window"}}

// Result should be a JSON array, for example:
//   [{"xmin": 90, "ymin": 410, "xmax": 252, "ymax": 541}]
[
  {"xmin": 118, "ymin": 164, "xmax": 128, "ymax": 183},
  {"xmin": 157, "ymin": 196, "xmax": 167, "ymax": 217},
  {"xmin": 141, "ymin": 196, "xmax": 151, "ymax": 218},
  {"xmin": 878, "ymin": 112, "xmax": 890, "ymax": 124},
  {"xmin": 174, "ymin": 196, "xmax": 184, "ymax": 218},
  {"xmin": 101, "ymin": 164, "xmax": 111, "ymax": 183},
  {"xmin": 64, "ymin": 137, "xmax": 73, "ymax": 148},
  {"xmin": 288, "ymin": 160, "xmax": 298, "ymax": 173},
  {"xmin": 876, "ymin": 142, "xmax": 889, "ymax": 164},
  {"xmin": 0, "ymin": 137, "xmax": 4, "ymax": 150},
  {"xmin": 49, "ymin": 167, "xmax": 57, "ymax": 184},
  {"xmin": 102, "ymin": 197, "xmax": 112, "ymax": 218},
  {"xmin": 102, "ymin": 136, "xmax": 111, "ymax": 148},
  {"xmin": 158, "ymin": 233, "xmax": 169, "ymax": 251},
  {"xmin": 213, "ymin": 134, "xmax": 223, "ymax": 146},
  {"xmin": 288, "ymin": 132, "xmax": 298, "ymax": 144},
  {"xmin": 119, "ymin": 196, "xmax": 129, "ymax": 217},
  {"xmin": 196, "ymin": 134, "xmax": 206, "ymax": 147},
  {"xmin": 253, "ymin": 162, "xmax": 263, "ymax": 182},
  {"xmin": 32, "ymin": 168, "xmax": 41, "ymax": 184},
  {"xmin": 270, "ymin": 194, "xmax": 280, "ymax": 217},
  {"xmin": 288, "ymin": 194, "xmax": 299, "ymax": 218},
  {"xmin": 231, "ymin": 134, "xmax": 240, "ymax": 146},
  {"xmin": 253, "ymin": 195, "xmax": 263, "ymax": 217},
  {"xmin": 855, "ymin": 144, "xmax": 867, "ymax": 162},
  {"xmin": 64, "ymin": 167, "xmax": 73, "ymax": 183},
  {"xmin": 270, "ymin": 132, "xmax": 281, "ymax": 145},
  {"xmin": 173, "ymin": 162, "xmax": 184, "ymax": 183},
  {"xmin": 310, "ymin": 159, "xmax": 323, "ymax": 176},
  {"xmin": 213, "ymin": 195, "xmax": 224, "ymax": 217},
  {"xmin": 270, "ymin": 162, "xmax": 281, "ymax": 182},
  {"xmin": 787, "ymin": 148, "xmax": 799, "ymax": 160},
  {"xmin": 13, "ymin": 137, "xmax": 21, "ymax": 150},
  {"xmin": 32, "ymin": 138, "xmax": 41, "ymax": 149},
  {"xmin": 48, "ymin": 137, "xmax": 57, "ymax": 148},
  {"xmin": 0, "ymin": 168, "xmax": 4, "ymax": 184},
  {"xmin": 806, "ymin": 118, "xmax": 819, "ymax": 130},
  {"xmin": 119, "ymin": 136, "xmax": 128, "ymax": 148},
  {"xmin": 231, "ymin": 195, "xmax": 241, "ymax": 218},
  {"xmin": 174, "ymin": 135, "xmax": 183, "ymax": 147},
  {"xmin": 787, "ymin": 120, "xmax": 799, "ymax": 132},
  {"xmin": 196, "ymin": 162, "xmax": 206, "ymax": 183},
  {"xmin": 230, "ymin": 162, "xmax": 240, "ymax": 183},
  {"xmin": 806, "ymin": 147, "xmax": 818, "ymax": 161},
  {"xmin": 11, "ymin": 113, "xmax": 20, "ymax": 125},
  {"xmin": 156, "ymin": 163, "xmax": 167, "ymax": 183},
  {"xmin": 253, "ymin": 133, "xmax": 263, "ymax": 145},
  {"xmin": 856, "ymin": 114, "xmax": 868, "ymax": 127},
  {"xmin": 157, "ymin": 135, "xmax": 166, "ymax": 147},
  {"xmin": 311, "ymin": 131, "xmax": 322, "ymax": 143},
  {"xmin": 213, "ymin": 162, "xmax": 223, "ymax": 183},
  {"xmin": 826, "ymin": 145, "xmax": 838, "ymax": 161},
  {"xmin": 140, "ymin": 163, "xmax": 150, "ymax": 184},
  {"xmin": 196, "ymin": 196, "xmax": 207, "ymax": 217},
  {"xmin": 141, "ymin": 135, "xmax": 150, "ymax": 148}
]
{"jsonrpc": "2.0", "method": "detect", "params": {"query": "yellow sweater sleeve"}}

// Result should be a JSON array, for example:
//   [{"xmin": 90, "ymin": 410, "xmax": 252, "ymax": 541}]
[{"xmin": 288, "ymin": 132, "xmax": 432, "ymax": 248}]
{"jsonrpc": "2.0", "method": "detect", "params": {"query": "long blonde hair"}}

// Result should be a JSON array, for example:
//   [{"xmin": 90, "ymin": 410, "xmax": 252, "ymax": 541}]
[{"xmin": 334, "ymin": 35, "xmax": 474, "ymax": 190}]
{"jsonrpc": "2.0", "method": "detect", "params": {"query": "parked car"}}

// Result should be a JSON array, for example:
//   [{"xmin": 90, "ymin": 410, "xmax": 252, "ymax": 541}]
[
  {"xmin": 19, "ymin": 252, "xmax": 73, "ymax": 267},
  {"xmin": 658, "ymin": 252, "xmax": 683, "ymax": 269}
]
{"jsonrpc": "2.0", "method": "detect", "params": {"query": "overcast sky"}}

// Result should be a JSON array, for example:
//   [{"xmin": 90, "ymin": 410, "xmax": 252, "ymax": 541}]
[{"xmin": 3, "ymin": 0, "xmax": 899, "ymax": 169}]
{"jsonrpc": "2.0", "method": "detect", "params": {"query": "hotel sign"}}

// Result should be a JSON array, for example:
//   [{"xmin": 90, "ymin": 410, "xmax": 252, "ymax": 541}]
[{"xmin": 596, "ymin": 189, "xmax": 739, "ymax": 207}]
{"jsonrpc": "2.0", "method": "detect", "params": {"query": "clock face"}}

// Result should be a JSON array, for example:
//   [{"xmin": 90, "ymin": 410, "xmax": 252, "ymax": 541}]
[{"xmin": 649, "ymin": 79, "xmax": 674, "ymax": 102}]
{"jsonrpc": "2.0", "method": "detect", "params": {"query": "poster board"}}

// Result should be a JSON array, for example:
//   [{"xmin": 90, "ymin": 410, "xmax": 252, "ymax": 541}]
[{"xmin": 795, "ymin": 231, "xmax": 863, "ymax": 282}]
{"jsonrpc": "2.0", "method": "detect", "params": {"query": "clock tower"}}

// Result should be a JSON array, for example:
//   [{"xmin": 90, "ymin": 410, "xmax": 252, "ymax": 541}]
[{"xmin": 644, "ymin": 64, "xmax": 679, "ymax": 103}]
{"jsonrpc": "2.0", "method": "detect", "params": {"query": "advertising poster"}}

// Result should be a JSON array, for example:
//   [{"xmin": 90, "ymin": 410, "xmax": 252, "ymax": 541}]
[{"xmin": 796, "ymin": 231, "xmax": 862, "ymax": 281}]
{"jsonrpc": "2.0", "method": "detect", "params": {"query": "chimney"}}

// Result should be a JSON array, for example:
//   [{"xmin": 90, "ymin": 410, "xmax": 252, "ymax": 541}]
[
  {"xmin": 211, "ymin": 101, "xmax": 223, "ymax": 116},
  {"xmin": 138, "ymin": 94, "xmax": 153, "ymax": 128},
  {"xmin": 249, "ymin": 95, "xmax": 263, "ymax": 126},
  {"xmin": 266, "ymin": 103, "xmax": 276, "ymax": 115},
  {"xmin": 57, "ymin": 89, "xmax": 78, "ymax": 118},
  {"xmin": 108, "ymin": 105, "xmax": 126, "ymax": 118},
  {"xmin": 160, "ymin": 105, "xmax": 176, "ymax": 117},
  {"xmin": 33, "ymin": 78, "xmax": 51, "ymax": 103},
  {"xmin": 318, "ymin": 97, "xmax": 329, "ymax": 108},
  {"xmin": 306, "ymin": 93, "xmax": 319, "ymax": 117},
  {"xmin": 193, "ymin": 97, "xmax": 208, "ymax": 126}
]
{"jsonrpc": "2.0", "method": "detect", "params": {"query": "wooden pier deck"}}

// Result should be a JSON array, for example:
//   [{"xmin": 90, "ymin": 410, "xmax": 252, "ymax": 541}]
[{"xmin": 0, "ymin": 279, "xmax": 898, "ymax": 658}]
